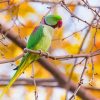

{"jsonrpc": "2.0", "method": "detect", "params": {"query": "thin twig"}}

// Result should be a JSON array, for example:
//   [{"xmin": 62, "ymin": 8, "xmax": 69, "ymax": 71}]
[
  {"xmin": 31, "ymin": 63, "xmax": 38, "ymax": 100},
  {"xmin": 24, "ymin": 48, "xmax": 100, "ymax": 61},
  {"xmin": 69, "ymin": 58, "xmax": 88, "ymax": 100},
  {"xmin": 0, "ymin": 53, "xmax": 24, "ymax": 64},
  {"xmin": 61, "ymin": 1, "xmax": 100, "ymax": 29},
  {"xmin": 0, "ymin": 48, "xmax": 100, "ymax": 64},
  {"xmin": 81, "ymin": 0, "xmax": 100, "ymax": 18}
]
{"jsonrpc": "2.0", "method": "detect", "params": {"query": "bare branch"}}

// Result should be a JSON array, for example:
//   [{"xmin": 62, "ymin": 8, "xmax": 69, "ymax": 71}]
[
  {"xmin": 81, "ymin": 0, "xmax": 100, "ymax": 18},
  {"xmin": 0, "ymin": 78, "xmax": 57, "ymax": 86},
  {"xmin": 0, "ymin": 53, "xmax": 24, "ymax": 64},
  {"xmin": 61, "ymin": 1, "xmax": 100, "ymax": 29},
  {"xmin": 69, "ymin": 58, "xmax": 88, "ymax": 100},
  {"xmin": 23, "ymin": 48, "xmax": 100, "ymax": 60},
  {"xmin": 29, "ymin": 0, "xmax": 100, "ymax": 8},
  {"xmin": 0, "ymin": 48, "xmax": 100, "ymax": 65}
]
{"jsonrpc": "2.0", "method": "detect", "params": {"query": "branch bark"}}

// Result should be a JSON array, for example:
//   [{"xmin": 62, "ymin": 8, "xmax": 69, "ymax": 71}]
[
  {"xmin": 0, "ymin": 78, "xmax": 57, "ymax": 86},
  {"xmin": 29, "ymin": 0, "xmax": 100, "ymax": 8},
  {"xmin": 0, "ymin": 48, "xmax": 100, "ymax": 64},
  {"xmin": 1, "ymin": 78, "xmax": 100, "ymax": 91}
]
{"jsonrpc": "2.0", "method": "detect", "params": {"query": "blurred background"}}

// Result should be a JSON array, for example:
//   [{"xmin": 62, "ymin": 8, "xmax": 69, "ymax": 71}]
[{"xmin": 0, "ymin": 0, "xmax": 100, "ymax": 100}]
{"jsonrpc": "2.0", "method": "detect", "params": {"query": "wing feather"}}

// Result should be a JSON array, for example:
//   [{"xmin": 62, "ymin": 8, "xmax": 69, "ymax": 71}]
[{"xmin": 26, "ymin": 25, "xmax": 44, "ymax": 49}]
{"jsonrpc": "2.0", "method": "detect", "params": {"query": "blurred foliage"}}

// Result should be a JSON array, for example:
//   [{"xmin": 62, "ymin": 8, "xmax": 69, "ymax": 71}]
[{"xmin": 0, "ymin": 0, "xmax": 100, "ymax": 100}]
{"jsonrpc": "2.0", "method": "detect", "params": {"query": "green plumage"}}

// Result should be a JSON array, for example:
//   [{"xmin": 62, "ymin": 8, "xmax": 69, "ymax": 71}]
[{"xmin": 27, "ymin": 25, "xmax": 43, "ymax": 49}]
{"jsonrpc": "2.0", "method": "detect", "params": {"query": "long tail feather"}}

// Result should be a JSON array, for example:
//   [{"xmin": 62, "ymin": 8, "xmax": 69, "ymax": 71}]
[{"xmin": 0, "ymin": 53, "xmax": 32, "ymax": 99}]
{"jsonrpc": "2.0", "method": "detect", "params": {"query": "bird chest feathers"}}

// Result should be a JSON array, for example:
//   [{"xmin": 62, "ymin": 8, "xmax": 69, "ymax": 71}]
[{"xmin": 43, "ymin": 25, "xmax": 54, "ymax": 38}]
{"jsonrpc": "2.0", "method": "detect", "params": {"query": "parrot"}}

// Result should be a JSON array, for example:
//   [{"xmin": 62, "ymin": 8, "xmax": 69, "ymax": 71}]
[{"xmin": 0, "ymin": 15, "xmax": 62, "ymax": 99}]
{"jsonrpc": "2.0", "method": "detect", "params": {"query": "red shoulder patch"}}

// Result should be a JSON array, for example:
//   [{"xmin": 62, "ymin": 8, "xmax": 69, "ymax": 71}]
[{"xmin": 32, "ymin": 26, "xmax": 39, "ymax": 33}]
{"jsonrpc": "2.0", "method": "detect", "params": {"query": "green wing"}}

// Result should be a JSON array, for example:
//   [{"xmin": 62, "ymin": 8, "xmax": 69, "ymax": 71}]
[{"xmin": 27, "ymin": 25, "xmax": 44, "ymax": 49}]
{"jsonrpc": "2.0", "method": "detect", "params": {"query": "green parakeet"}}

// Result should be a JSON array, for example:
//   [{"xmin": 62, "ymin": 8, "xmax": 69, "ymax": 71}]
[{"xmin": 0, "ymin": 15, "xmax": 62, "ymax": 99}]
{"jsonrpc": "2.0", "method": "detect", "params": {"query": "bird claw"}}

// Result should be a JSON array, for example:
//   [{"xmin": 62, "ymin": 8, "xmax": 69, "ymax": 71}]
[
  {"xmin": 38, "ymin": 50, "xmax": 49, "ymax": 58},
  {"xmin": 38, "ymin": 49, "xmax": 43, "ymax": 56},
  {"xmin": 45, "ymin": 52, "xmax": 49, "ymax": 58}
]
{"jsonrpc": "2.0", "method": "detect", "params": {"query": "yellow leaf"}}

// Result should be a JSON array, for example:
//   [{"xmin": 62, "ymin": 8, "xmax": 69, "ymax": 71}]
[
  {"xmin": 25, "ymin": 91, "xmax": 35, "ymax": 100},
  {"xmin": 46, "ymin": 88, "xmax": 53, "ymax": 100},
  {"xmin": 5, "ymin": 2, "xmax": 35, "ymax": 21},
  {"xmin": 65, "ymin": 64, "xmax": 78, "ymax": 82},
  {"xmin": 90, "ymin": 91, "xmax": 100, "ymax": 98},
  {"xmin": 73, "ymin": 32, "xmax": 82, "ymax": 41},
  {"xmin": 0, "ymin": 43, "xmax": 22, "ymax": 59},
  {"xmin": 13, "ymin": 21, "xmax": 37, "ymax": 38},
  {"xmin": 9, "ymin": 0, "xmax": 21, "ymax": 5},
  {"xmin": 26, "ymin": 86, "xmax": 35, "ymax": 92},
  {"xmin": 75, "ymin": 96, "xmax": 82, "ymax": 100},
  {"xmin": 53, "ymin": 27, "xmax": 63, "ymax": 40},
  {"xmin": 19, "ymin": 21, "xmax": 37, "ymax": 38},
  {"xmin": 25, "ymin": 64, "xmax": 32, "ymax": 77},
  {"xmin": 0, "ymin": 2, "xmax": 8, "ymax": 9},
  {"xmin": 68, "ymin": 5, "xmax": 76, "ymax": 12},
  {"xmin": 85, "ymin": 28, "xmax": 100, "ymax": 53},
  {"xmin": 63, "ymin": 42, "xmax": 79, "ymax": 54},
  {"xmin": 61, "ymin": 95, "xmax": 66, "ymax": 100},
  {"xmin": 87, "ymin": 62, "xmax": 100, "ymax": 84},
  {"xmin": 5, "ymin": 5, "xmax": 18, "ymax": 21},
  {"xmin": 34, "ymin": 62, "xmax": 52, "ymax": 78},
  {"xmin": 18, "ymin": 2, "xmax": 36, "ymax": 17},
  {"xmin": 52, "ymin": 27, "xmax": 64, "ymax": 49}
]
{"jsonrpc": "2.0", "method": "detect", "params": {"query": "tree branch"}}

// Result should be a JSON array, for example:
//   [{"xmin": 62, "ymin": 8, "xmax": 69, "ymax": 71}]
[
  {"xmin": 0, "ymin": 78, "xmax": 57, "ymax": 86},
  {"xmin": 0, "ymin": 24, "xmax": 98, "ymax": 100},
  {"xmin": 29, "ymin": 0, "xmax": 100, "ymax": 8},
  {"xmin": 61, "ymin": 1, "xmax": 100, "ymax": 29},
  {"xmin": 0, "ymin": 48, "xmax": 100, "ymax": 64},
  {"xmin": 24, "ymin": 48, "xmax": 100, "ymax": 60},
  {"xmin": 0, "ymin": 53, "xmax": 24, "ymax": 64},
  {"xmin": 0, "ymin": 78, "xmax": 100, "ymax": 91}
]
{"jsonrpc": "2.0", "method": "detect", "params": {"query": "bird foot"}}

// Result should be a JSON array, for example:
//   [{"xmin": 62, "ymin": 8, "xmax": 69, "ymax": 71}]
[
  {"xmin": 45, "ymin": 52, "xmax": 49, "ymax": 58},
  {"xmin": 38, "ymin": 49, "xmax": 43, "ymax": 56}
]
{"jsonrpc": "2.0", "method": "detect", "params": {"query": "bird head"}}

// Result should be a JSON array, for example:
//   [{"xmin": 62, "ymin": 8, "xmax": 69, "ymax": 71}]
[{"xmin": 42, "ymin": 15, "xmax": 62, "ymax": 28}]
